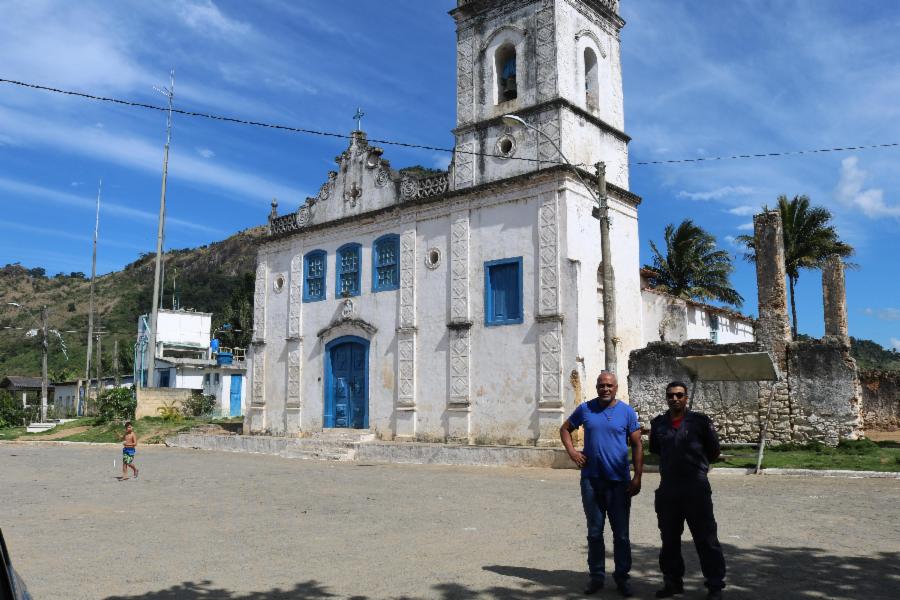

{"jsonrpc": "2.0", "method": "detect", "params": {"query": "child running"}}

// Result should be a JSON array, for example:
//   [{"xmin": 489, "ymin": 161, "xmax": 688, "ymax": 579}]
[{"xmin": 121, "ymin": 421, "xmax": 139, "ymax": 480}]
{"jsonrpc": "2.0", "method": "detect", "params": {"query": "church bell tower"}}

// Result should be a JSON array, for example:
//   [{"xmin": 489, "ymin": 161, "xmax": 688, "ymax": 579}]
[{"xmin": 450, "ymin": 0, "xmax": 630, "ymax": 191}]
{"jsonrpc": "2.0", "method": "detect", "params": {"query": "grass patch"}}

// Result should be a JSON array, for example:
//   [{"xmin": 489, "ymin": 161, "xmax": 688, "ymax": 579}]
[
  {"xmin": 58, "ymin": 417, "xmax": 207, "ymax": 444},
  {"xmin": 0, "ymin": 426, "xmax": 25, "ymax": 440}
]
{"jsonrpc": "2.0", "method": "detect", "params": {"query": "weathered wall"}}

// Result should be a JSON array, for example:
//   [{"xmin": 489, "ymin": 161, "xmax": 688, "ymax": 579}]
[
  {"xmin": 859, "ymin": 370, "xmax": 900, "ymax": 431},
  {"xmin": 628, "ymin": 341, "xmax": 767, "ymax": 443},
  {"xmin": 135, "ymin": 388, "xmax": 193, "ymax": 419}
]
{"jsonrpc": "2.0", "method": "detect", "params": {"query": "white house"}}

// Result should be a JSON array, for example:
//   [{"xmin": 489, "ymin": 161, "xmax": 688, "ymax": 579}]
[
  {"xmin": 137, "ymin": 309, "xmax": 247, "ymax": 417},
  {"xmin": 248, "ymin": 0, "xmax": 643, "ymax": 444}
]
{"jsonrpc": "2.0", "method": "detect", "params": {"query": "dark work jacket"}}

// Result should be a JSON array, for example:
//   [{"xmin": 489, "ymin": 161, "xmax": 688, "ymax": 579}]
[{"xmin": 649, "ymin": 411, "xmax": 720, "ymax": 487}]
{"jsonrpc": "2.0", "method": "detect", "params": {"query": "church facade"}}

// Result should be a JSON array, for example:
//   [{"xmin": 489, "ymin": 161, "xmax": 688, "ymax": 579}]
[{"xmin": 246, "ymin": 0, "xmax": 643, "ymax": 445}]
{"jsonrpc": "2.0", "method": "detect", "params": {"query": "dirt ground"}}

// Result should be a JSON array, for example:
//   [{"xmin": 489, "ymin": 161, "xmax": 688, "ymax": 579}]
[
  {"xmin": 23, "ymin": 425, "xmax": 92, "ymax": 440},
  {"xmin": 1, "ymin": 443, "xmax": 898, "ymax": 600}
]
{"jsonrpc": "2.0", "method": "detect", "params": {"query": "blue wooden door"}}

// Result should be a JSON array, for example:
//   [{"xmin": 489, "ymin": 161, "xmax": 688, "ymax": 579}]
[
  {"xmin": 326, "ymin": 339, "xmax": 368, "ymax": 428},
  {"xmin": 229, "ymin": 374, "xmax": 242, "ymax": 416}
]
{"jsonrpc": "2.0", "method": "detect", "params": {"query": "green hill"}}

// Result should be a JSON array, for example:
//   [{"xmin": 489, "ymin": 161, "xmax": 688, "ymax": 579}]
[{"xmin": 0, "ymin": 227, "xmax": 265, "ymax": 381}]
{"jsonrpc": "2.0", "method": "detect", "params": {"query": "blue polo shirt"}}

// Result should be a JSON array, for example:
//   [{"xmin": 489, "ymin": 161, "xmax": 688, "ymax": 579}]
[{"xmin": 568, "ymin": 398, "xmax": 641, "ymax": 481}]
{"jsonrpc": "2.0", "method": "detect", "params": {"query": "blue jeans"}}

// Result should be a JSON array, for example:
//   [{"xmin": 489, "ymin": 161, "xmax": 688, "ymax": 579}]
[{"xmin": 580, "ymin": 477, "xmax": 632, "ymax": 584}]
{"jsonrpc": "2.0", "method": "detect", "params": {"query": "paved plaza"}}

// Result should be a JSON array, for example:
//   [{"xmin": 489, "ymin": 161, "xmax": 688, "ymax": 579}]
[{"xmin": 1, "ymin": 443, "xmax": 898, "ymax": 599}]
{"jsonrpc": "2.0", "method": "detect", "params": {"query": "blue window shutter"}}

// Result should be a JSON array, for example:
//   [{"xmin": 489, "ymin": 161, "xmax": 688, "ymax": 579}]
[
  {"xmin": 485, "ymin": 257, "xmax": 523, "ymax": 326},
  {"xmin": 336, "ymin": 243, "xmax": 361, "ymax": 297},
  {"xmin": 373, "ymin": 235, "xmax": 400, "ymax": 292},
  {"xmin": 303, "ymin": 250, "xmax": 327, "ymax": 302}
]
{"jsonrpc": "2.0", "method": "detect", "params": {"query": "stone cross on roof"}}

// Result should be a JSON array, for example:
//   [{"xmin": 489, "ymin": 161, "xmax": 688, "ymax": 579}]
[{"xmin": 353, "ymin": 107, "xmax": 365, "ymax": 131}]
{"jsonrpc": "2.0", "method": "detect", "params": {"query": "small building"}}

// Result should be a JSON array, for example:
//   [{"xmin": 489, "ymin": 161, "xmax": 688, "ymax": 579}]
[
  {"xmin": 640, "ymin": 270, "xmax": 755, "ymax": 345},
  {"xmin": 136, "ymin": 309, "xmax": 247, "ymax": 417},
  {"xmin": 0, "ymin": 376, "xmax": 52, "ymax": 408},
  {"xmin": 53, "ymin": 376, "xmax": 134, "ymax": 417}
]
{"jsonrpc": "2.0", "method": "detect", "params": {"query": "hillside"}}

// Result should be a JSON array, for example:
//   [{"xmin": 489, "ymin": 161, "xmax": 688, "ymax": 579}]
[{"xmin": 0, "ymin": 227, "xmax": 266, "ymax": 380}]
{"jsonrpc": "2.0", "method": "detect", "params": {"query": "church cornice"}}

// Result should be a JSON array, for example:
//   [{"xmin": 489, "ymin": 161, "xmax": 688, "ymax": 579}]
[
  {"xmin": 452, "ymin": 97, "xmax": 631, "ymax": 144},
  {"xmin": 451, "ymin": 0, "xmax": 623, "ymax": 31}
]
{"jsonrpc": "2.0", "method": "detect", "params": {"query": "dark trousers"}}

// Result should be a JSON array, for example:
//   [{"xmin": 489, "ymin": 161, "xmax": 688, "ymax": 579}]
[
  {"xmin": 580, "ymin": 477, "xmax": 632, "ymax": 583},
  {"xmin": 654, "ymin": 479, "xmax": 726, "ymax": 590}
]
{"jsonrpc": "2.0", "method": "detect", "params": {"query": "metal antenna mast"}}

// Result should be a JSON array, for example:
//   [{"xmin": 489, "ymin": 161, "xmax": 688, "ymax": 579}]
[
  {"xmin": 147, "ymin": 70, "xmax": 175, "ymax": 387},
  {"xmin": 82, "ymin": 179, "xmax": 101, "ymax": 414}
]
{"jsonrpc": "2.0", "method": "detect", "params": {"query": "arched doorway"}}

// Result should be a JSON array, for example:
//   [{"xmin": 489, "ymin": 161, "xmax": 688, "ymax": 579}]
[{"xmin": 324, "ymin": 336, "xmax": 369, "ymax": 429}]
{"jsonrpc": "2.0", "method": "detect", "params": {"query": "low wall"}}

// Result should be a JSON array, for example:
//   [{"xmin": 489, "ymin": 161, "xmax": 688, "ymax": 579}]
[
  {"xmin": 135, "ymin": 388, "xmax": 194, "ymax": 419},
  {"xmin": 860, "ymin": 370, "xmax": 900, "ymax": 431}
]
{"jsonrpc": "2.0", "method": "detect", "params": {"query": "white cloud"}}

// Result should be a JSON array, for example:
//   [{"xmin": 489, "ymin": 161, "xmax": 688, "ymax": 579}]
[
  {"xmin": 727, "ymin": 205, "xmax": 758, "ymax": 216},
  {"xmin": 891, "ymin": 338, "xmax": 900, "ymax": 350},
  {"xmin": 196, "ymin": 147, "xmax": 216, "ymax": 159},
  {"xmin": 677, "ymin": 186, "xmax": 755, "ymax": 201},
  {"xmin": 174, "ymin": 0, "xmax": 251, "ymax": 37},
  {"xmin": 835, "ymin": 157, "xmax": 900, "ymax": 218},
  {"xmin": 4, "ymin": 220, "xmax": 147, "ymax": 251},
  {"xmin": 737, "ymin": 222, "xmax": 754, "ymax": 231},
  {"xmin": 874, "ymin": 308, "xmax": 900, "ymax": 321}
]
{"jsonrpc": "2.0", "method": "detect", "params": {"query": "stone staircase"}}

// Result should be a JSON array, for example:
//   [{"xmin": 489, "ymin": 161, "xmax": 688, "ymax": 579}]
[{"xmin": 284, "ymin": 429, "xmax": 376, "ymax": 462}]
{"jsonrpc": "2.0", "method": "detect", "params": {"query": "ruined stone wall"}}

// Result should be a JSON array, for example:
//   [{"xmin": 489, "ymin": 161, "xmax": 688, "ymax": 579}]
[
  {"xmin": 627, "ymin": 341, "xmax": 770, "ymax": 443},
  {"xmin": 786, "ymin": 339, "xmax": 862, "ymax": 444},
  {"xmin": 859, "ymin": 370, "xmax": 900, "ymax": 431}
]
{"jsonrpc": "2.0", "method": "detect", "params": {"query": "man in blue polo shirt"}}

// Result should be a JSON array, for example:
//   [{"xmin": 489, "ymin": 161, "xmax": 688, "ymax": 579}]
[{"xmin": 561, "ymin": 371, "xmax": 644, "ymax": 597}]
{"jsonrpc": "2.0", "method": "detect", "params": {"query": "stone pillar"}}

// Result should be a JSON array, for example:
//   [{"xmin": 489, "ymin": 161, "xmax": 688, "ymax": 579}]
[
  {"xmin": 821, "ymin": 255, "xmax": 849, "ymax": 345},
  {"xmin": 753, "ymin": 211, "xmax": 792, "ymax": 370}
]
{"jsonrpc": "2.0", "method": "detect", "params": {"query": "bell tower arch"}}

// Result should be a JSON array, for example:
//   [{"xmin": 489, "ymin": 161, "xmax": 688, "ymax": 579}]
[{"xmin": 450, "ymin": 0, "xmax": 630, "ymax": 191}]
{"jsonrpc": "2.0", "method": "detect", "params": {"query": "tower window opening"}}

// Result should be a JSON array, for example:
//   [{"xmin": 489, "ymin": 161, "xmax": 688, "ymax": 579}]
[
  {"xmin": 496, "ymin": 44, "xmax": 518, "ymax": 103},
  {"xmin": 584, "ymin": 47, "xmax": 599, "ymax": 111}
]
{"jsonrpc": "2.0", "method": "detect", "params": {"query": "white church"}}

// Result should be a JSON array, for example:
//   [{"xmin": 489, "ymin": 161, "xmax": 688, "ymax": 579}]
[{"xmin": 247, "ymin": 0, "xmax": 646, "ymax": 445}]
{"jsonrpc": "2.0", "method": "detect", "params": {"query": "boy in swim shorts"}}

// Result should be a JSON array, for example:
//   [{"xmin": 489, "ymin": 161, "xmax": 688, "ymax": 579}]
[{"xmin": 121, "ymin": 421, "xmax": 139, "ymax": 480}]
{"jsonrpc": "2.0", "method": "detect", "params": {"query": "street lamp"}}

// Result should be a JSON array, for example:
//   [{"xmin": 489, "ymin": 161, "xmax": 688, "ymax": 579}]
[
  {"xmin": 501, "ymin": 113, "xmax": 619, "ymax": 374},
  {"xmin": 7, "ymin": 302, "xmax": 50, "ymax": 422}
]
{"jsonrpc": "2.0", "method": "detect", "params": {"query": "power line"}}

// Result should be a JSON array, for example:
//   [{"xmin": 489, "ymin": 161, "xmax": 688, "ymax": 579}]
[{"xmin": 2, "ymin": 77, "xmax": 898, "ymax": 168}]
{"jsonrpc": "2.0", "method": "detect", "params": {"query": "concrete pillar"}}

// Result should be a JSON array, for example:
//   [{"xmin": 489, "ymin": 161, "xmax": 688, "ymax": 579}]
[
  {"xmin": 753, "ymin": 211, "xmax": 792, "ymax": 371},
  {"xmin": 821, "ymin": 255, "xmax": 849, "ymax": 345}
]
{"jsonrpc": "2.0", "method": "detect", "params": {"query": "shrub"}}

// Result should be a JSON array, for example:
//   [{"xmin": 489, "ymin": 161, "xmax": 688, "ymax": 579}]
[
  {"xmin": 836, "ymin": 437, "xmax": 879, "ymax": 454},
  {"xmin": 182, "ymin": 392, "xmax": 217, "ymax": 418},
  {"xmin": 157, "ymin": 400, "xmax": 183, "ymax": 422},
  {"xmin": 0, "ymin": 390, "xmax": 27, "ymax": 428},
  {"xmin": 96, "ymin": 388, "xmax": 136, "ymax": 423}
]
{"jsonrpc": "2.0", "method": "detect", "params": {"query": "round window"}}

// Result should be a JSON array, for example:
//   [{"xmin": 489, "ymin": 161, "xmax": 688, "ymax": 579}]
[
  {"xmin": 425, "ymin": 248, "xmax": 442, "ymax": 270},
  {"xmin": 273, "ymin": 275, "xmax": 286, "ymax": 292},
  {"xmin": 495, "ymin": 134, "xmax": 517, "ymax": 159}
]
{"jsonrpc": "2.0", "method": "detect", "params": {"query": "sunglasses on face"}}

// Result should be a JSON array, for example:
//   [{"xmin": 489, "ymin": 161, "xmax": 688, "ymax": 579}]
[{"xmin": 666, "ymin": 392, "xmax": 686, "ymax": 399}]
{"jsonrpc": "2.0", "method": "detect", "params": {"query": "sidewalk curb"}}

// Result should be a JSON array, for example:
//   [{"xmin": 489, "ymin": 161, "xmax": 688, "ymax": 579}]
[{"xmin": 0, "ymin": 440, "xmax": 122, "ymax": 448}]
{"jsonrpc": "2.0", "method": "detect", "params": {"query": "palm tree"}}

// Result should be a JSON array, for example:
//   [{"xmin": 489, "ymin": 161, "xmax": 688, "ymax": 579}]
[
  {"xmin": 737, "ymin": 195, "xmax": 853, "ymax": 338},
  {"xmin": 644, "ymin": 219, "xmax": 744, "ymax": 307}
]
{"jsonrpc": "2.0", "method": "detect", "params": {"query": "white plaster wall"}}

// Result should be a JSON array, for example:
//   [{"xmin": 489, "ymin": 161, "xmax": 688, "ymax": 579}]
[
  {"xmin": 641, "ymin": 292, "xmax": 688, "ymax": 344},
  {"xmin": 156, "ymin": 311, "xmax": 211, "ymax": 348},
  {"xmin": 641, "ymin": 291, "xmax": 755, "ymax": 345},
  {"xmin": 175, "ymin": 368, "xmax": 204, "ymax": 390}
]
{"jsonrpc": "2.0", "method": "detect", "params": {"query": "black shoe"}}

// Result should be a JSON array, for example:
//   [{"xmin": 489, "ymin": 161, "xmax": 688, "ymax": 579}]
[
  {"xmin": 616, "ymin": 580, "xmax": 634, "ymax": 597},
  {"xmin": 583, "ymin": 579, "xmax": 604, "ymax": 595},
  {"xmin": 706, "ymin": 588, "xmax": 723, "ymax": 600},
  {"xmin": 655, "ymin": 583, "xmax": 684, "ymax": 598}
]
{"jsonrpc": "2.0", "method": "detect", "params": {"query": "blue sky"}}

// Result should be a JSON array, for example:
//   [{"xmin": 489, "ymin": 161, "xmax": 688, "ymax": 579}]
[{"xmin": 0, "ymin": 0, "xmax": 897, "ymax": 350}]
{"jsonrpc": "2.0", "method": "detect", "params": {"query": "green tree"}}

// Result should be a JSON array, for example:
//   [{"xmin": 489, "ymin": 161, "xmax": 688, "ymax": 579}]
[
  {"xmin": 644, "ymin": 219, "xmax": 743, "ymax": 307},
  {"xmin": 738, "ymin": 195, "xmax": 853, "ymax": 338},
  {"xmin": 0, "ymin": 390, "xmax": 27, "ymax": 428}
]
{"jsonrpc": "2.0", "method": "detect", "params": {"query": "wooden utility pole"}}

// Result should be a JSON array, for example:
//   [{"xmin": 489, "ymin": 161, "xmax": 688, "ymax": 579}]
[
  {"xmin": 596, "ymin": 163, "xmax": 618, "ymax": 374},
  {"xmin": 83, "ymin": 180, "xmax": 101, "ymax": 414},
  {"xmin": 95, "ymin": 333, "xmax": 101, "ymax": 399},
  {"xmin": 113, "ymin": 338, "xmax": 119, "ymax": 386}
]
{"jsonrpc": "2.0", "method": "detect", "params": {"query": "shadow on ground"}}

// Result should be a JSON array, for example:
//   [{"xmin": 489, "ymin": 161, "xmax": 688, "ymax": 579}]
[{"xmin": 102, "ymin": 543, "xmax": 900, "ymax": 600}]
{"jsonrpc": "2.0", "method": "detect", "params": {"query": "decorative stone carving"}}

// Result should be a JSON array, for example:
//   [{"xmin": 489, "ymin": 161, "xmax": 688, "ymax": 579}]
[
  {"xmin": 456, "ymin": 33, "xmax": 475, "ymax": 126},
  {"xmin": 375, "ymin": 169, "xmax": 391, "ymax": 188},
  {"xmin": 296, "ymin": 205, "xmax": 310, "ymax": 228},
  {"xmin": 286, "ymin": 344, "xmax": 302, "ymax": 408},
  {"xmin": 537, "ymin": 112, "xmax": 561, "ymax": 165},
  {"xmin": 454, "ymin": 141, "xmax": 475, "ymax": 189},
  {"xmin": 341, "ymin": 298, "xmax": 355, "ymax": 320},
  {"xmin": 538, "ymin": 321, "xmax": 563, "ymax": 407},
  {"xmin": 251, "ymin": 349, "xmax": 265, "ymax": 406},
  {"xmin": 344, "ymin": 182, "xmax": 361, "ymax": 207},
  {"xmin": 538, "ymin": 194, "xmax": 560, "ymax": 315},
  {"xmin": 399, "ymin": 230, "xmax": 416, "ymax": 329},
  {"xmin": 397, "ymin": 332, "xmax": 415, "ymax": 408},
  {"xmin": 252, "ymin": 262, "xmax": 267, "ymax": 342},
  {"xmin": 317, "ymin": 182, "xmax": 331, "ymax": 202},
  {"xmin": 400, "ymin": 178, "xmax": 418, "ymax": 200},
  {"xmin": 535, "ymin": 6, "xmax": 558, "ymax": 102},
  {"xmin": 269, "ymin": 213, "xmax": 298, "ymax": 236},
  {"xmin": 449, "ymin": 211, "xmax": 470, "ymax": 323},
  {"xmin": 401, "ymin": 173, "xmax": 450, "ymax": 201},
  {"xmin": 288, "ymin": 254, "xmax": 302, "ymax": 339},
  {"xmin": 449, "ymin": 328, "xmax": 470, "ymax": 406},
  {"xmin": 575, "ymin": 29, "xmax": 607, "ymax": 57}
]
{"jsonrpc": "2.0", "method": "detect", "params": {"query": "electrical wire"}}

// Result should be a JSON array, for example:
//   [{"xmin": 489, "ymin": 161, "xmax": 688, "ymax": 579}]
[{"xmin": 2, "ymin": 77, "xmax": 898, "ymax": 168}]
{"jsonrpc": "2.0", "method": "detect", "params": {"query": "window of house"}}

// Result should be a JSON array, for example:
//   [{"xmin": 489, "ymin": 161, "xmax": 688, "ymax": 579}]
[
  {"xmin": 303, "ymin": 250, "xmax": 327, "ymax": 302},
  {"xmin": 496, "ymin": 44, "xmax": 518, "ymax": 102},
  {"xmin": 336, "ymin": 243, "xmax": 361, "ymax": 297},
  {"xmin": 484, "ymin": 257, "xmax": 524, "ymax": 326},
  {"xmin": 709, "ymin": 314, "xmax": 720, "ymax": 343},
  {"xmin": 214, "ymin": 373, "xmax": 220, "ymax": 385},
  {"xmin": 584, "ymin": 47, "xmax": 599, "ymax": 111},
  {"xmin": 373, "ymin": 234, "xmax": 400, "ymax": 292}
]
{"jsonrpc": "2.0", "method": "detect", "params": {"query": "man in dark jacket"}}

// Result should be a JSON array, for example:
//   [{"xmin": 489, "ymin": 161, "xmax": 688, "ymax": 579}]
[{"xmin": 649, "ymin": 381, "xmax": 726, "ymax": 600}]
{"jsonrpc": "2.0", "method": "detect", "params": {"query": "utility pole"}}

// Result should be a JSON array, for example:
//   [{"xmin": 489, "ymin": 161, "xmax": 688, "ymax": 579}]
[
  {"xmin": 113, "ymin": 338, "xmax": 119, "ymax": 386},
  {"xmin": 596, "ymin": 162, "xmax": 618, "ymax": 374},
  {"xmin": 147, "ymin": 70, "xmax": 175, "ymax": 388},
  {"xmin": 96, "ymin": 333, "xmax": 101, "ymax": 397},
  {"xmin": 83, "ymin": 179, "xmax": 101, "ymax": 415},
  {"xmin": 40, "ymin": 306, "xmax": 49, "ymax": 423}
]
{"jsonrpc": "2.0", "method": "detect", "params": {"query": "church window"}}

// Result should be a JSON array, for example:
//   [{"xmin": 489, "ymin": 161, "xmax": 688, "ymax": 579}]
[
  {"xmin": 496, "ymin": 44, "xmax": 518, "ymax": 103},
  {"xmin": 373, "ymin": 234, "xmax": 400, "ymax": 292},
  {"xmin": 336, "ymin": 243, "xmax": 362, "ymax": 297},
  {"xmin": 484, "ymin": 257, "xmax": 523, "ymax": 326},
  {"xmin": 303, "ymin": 250, "xmax": 327, "ymax": 302},
  {"xmin": 585, "ymin": 47, "xmax": 599, "ymax": 111}
]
